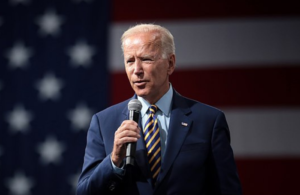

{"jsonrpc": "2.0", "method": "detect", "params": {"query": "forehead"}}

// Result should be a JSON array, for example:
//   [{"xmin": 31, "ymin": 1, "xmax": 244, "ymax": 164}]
[{"xmin": 123, "ymin": 32, "xmax": 161, "ymax": 52}]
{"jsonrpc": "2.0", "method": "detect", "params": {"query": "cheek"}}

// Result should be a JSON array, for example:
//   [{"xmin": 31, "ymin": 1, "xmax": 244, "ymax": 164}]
[
  {"xmin": 153, "ymin": 67, "xmax": 167, "ymax": 79},
  {"xmin": 125, "ymin": 68, "xmax": 133, "ymax": 78}
]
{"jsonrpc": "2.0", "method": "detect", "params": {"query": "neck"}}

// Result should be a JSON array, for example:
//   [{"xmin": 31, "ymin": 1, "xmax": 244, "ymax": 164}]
[{"xmin": 143, "ymin": 83, "xmax": 170, "ymax": 105}]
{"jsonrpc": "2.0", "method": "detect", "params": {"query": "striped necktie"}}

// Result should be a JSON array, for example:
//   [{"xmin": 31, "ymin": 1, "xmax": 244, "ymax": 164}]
[{"xmin": 144, "ymin": 105, "xmax": 161, "ymax": 184}]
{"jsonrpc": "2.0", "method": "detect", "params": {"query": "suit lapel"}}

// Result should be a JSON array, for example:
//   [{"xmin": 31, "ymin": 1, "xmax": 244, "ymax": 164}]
[{"xmin": 156, "ymin": 91, "xmax": 193, "ymax": 187}]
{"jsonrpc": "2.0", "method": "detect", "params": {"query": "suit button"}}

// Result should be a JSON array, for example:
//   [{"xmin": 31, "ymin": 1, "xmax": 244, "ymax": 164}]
[{"xmin": 109, "ymin": 181, "xmax": 116, "ymax": 191}]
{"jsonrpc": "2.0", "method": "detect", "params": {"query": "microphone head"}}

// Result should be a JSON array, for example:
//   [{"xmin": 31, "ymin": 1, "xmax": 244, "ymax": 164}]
[{"xmin": 128, "ymin": 99, "xmax": 142, "ymax": 112}]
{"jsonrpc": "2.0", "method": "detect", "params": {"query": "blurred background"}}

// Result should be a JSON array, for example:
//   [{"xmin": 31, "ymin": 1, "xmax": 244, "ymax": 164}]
[{"xmin": 0, "ymin": 0, "xmax": 299, "ymax": 195}]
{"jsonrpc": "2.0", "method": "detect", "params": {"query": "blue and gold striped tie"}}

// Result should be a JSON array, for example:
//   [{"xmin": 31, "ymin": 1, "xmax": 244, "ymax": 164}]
[{"xmin": 144, "ymin": 105, "xmax": 161, "ymax": 184}]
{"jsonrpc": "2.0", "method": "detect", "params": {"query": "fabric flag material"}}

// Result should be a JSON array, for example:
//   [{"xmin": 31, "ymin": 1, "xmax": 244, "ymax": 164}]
[
  {"xmin": 1, "ymin": 0, "xmax": 300, "ymax": 195},
  {"xmin": 109, "ymin": 1, "xmax": 300, "ymax": 195},
  {"xmin": 0, "ymin": 1, "xmax": 109, "ymax": 195}
]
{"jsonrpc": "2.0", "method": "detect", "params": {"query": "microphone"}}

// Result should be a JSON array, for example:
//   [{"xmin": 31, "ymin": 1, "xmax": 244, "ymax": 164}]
[{"xmin": 126, "ymin": 99, "xmax": 142, "ymax": 166}]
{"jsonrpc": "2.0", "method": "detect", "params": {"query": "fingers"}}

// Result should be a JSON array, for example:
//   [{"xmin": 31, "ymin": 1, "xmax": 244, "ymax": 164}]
[
  {"xmin": 111, "ymin": 120, "xmax": 141, "ymax": 166},
  {"xmin": 116, "ymin": 121, "xmax": 141, "ymax": 142}
]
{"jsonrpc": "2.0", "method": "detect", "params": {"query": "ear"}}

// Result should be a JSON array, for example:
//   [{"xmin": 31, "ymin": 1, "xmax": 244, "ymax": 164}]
[{"xmin": 167, "ymin": 54, "xmax": 176, "ymax": 75}]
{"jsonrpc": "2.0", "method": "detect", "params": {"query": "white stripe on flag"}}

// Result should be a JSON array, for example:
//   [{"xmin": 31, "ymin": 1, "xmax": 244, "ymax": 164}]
[
  {"xmin": 225, "ymin": 108, "xmax": 300, "ymax": 157},
  {"xmin": 109, "ymin": 17, "xmax": 300, "ymax": 72}
]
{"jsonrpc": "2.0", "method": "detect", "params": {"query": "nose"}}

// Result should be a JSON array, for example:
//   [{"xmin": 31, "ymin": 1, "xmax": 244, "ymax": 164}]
[{"xmin": 133, "ymin": 60, "xmax": 143, "ymax": 75}]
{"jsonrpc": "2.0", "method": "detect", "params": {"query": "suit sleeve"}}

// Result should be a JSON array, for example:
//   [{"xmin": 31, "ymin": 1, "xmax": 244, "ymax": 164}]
[
  {"xmin": 77, "ymin": 114, "xmax": 123, "ymax": 195},
  {"xmin": 209, "ymin": 111, "xmax": 242, "ymax": 195}
]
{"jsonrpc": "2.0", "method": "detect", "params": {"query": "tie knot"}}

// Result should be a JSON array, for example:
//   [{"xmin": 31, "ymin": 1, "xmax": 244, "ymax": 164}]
[{"xmin": 149, "ymin": 105, "xmax": 158, "ymax": 114}]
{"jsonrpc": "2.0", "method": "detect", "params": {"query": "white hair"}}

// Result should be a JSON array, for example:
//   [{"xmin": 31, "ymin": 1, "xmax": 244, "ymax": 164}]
[{"xmin": 121, "ymin": 24, "xmax": 175, "ymax": 58}]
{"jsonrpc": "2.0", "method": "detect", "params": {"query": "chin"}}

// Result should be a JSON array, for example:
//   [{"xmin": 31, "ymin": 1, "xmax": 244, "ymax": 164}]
[
  {"xmin": 134, "ymin": 89, "xmax": 149, "ymax": 98},
  {"xmin": 135, "ymin": 92, "xmax": 148, "ymax": 98}
]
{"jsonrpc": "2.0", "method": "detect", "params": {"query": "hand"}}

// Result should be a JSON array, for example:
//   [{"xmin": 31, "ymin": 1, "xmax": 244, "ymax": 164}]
[{"xmin": 111, "ymin": 120, "xmax": 141, "ymax": 167}]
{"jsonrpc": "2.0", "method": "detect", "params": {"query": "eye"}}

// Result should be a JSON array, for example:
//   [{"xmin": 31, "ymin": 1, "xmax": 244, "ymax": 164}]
[
  {"xmin": 126, "ymin": 59, "xmax": 134, "ymax": 64},
  {"xmin": 142, "ymin": 58, "xmax": 153, "ymax": 62}
]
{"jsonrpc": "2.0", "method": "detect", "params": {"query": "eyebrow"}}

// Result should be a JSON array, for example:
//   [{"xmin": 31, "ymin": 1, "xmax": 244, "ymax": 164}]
[
  {"xmin": 140, "ymin": 55, "xmax": 155, "ymax": 59},
  {"xmin": 125, "ymin": 54, "xmax": 156, "ymax": 61},
  {"xmin": 124, "ymin": 55, "xmax": 133, "ymax": 61}
]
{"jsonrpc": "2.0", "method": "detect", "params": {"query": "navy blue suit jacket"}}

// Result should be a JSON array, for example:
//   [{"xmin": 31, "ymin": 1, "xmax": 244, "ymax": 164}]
[{"xmin": 77, "ymin": 90, "xmax": 242, "ymax": 195}]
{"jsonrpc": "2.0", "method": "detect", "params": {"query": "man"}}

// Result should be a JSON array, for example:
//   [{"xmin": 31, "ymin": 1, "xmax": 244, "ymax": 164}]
[{"xmin": 77, "ymin": 24, "xmax": 242, "ymax": 195}]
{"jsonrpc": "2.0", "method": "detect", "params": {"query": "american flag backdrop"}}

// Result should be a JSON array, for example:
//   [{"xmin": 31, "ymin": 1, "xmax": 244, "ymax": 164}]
[
  {"xmin": 0, "ymin": 0, "xmax": 109, "ymax": 195},
  {"xmin": 108, "ymin": 1, "xmax": 300, "ymax": 195},
  {"xmin": 1, "ymin": 0, "xmax": 300, "ymax": 195}
]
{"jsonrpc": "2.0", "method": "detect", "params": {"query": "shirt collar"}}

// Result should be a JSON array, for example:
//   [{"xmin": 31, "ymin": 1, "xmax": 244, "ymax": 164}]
[{"xmin": 138, "ymin": 83, "xmax": 173, "ymax": 118}]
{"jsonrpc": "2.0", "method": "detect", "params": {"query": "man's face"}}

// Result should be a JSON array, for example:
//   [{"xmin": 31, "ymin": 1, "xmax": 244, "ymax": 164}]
[{"xmin": 123, "ymin": 32, "xmax": 175, "ymax": 104}]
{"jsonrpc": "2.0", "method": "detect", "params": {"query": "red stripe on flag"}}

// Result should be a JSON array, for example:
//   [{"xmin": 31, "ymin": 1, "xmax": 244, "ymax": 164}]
[
  {"xmin": 112, "ymin": 0, "xmax": 300, "ymax": 22},
  {"xmin": 236, "ymin": 157, "xmax": 300, "ymax": 195},
  {"xmin": 110, "ymin": 65, "xmax": 300, "ymax": 107}
]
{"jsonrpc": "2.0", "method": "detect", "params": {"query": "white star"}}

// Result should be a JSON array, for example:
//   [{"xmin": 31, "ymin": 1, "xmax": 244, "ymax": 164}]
[
  {"xmin": 68, "ymin": 171, "xmax": 80, "ymax": 193},
  {"xmin": 5, "ymin": 42, "xmax": 33, "ymax": 69},
  {"xmin": 6, "ymin": 171, "xmax": 34, "ymax": 195},
  {"xmin": 5, "ymin": 105, "xmax": 33, "ymax": 133},
  {"xmin": 36, "ymin": 9, "xmax": 64, "ymax": 36},
  {"xmin": 37, "ymin": 136, "xmax": 65, "ymax": 165},
  {"xmin": 67, "ymin": 103, "xmax": 93, "ymax": 131},
  {"xmin": 67, "ymin": 40, "xmax": 96, "ymax": 67},
  {"xmin": 35, "ymin": 73, "xmax": 64, "ymax": 101},
  {"xmin": 9, "ymin": 0, "xmax": 31, "ymax": 5}
]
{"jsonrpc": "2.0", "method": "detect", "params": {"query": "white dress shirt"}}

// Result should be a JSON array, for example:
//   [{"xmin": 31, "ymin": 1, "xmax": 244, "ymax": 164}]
[{"xmin": 137, "ymin": 84, "xmax": 173, "ymax": 161}]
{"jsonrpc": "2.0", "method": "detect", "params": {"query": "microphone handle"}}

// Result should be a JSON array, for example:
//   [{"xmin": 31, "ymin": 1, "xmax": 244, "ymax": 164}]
[{"xmin": 126, "ymin": 110, "xmax": 140, "ymax": 166}]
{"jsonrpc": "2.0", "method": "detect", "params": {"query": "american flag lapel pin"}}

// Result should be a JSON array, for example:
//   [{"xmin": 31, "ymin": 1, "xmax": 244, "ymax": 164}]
[{"xmin": 181, "ymin": 122, "xmax": 188, "ymax": 127}]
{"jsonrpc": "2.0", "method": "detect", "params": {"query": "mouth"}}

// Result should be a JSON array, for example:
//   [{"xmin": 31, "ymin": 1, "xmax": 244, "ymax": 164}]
[{"xmin": 133, "ymin": 80, "xmax": 148, "ymax": 87}]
